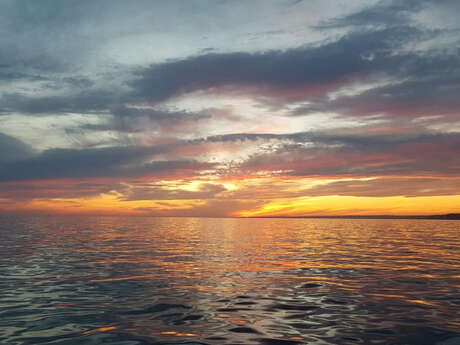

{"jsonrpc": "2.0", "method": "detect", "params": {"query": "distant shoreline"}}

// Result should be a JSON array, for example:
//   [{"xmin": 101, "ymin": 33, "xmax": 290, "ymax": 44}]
[
  {"xmin": 1, "ymin": 213, "xmax": 460, "ymax": 220},
  {"xmin": 248, "ymin": 214, "xmax": 460, "ymax": 220}
]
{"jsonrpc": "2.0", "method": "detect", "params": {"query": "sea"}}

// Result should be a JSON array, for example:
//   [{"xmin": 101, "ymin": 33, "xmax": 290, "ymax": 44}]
[{"xmin": 0, "ymin": 216, "xmax": 459, "ymax": 345}]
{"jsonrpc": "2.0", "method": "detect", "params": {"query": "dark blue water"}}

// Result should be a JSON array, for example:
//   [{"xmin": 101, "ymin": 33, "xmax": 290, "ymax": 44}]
[{"xmin": 1, "ymin": 216, "xmax": 459, "ymax": 345}]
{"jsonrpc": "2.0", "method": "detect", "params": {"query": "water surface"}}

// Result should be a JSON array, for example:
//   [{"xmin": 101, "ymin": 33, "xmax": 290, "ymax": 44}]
[{"xmin": 1, "ymin": 216, "xmax": 459, "ymax": 344}]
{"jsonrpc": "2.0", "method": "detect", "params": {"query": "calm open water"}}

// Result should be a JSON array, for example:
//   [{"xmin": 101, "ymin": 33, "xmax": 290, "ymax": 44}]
[{"xmin": 0, "ymin": 216, "xmax": 459, "ymax": 345}]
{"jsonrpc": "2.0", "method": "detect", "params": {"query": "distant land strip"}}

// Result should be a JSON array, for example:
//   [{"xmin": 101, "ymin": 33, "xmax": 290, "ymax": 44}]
[{"xmin": 249, "ymin": 214, "xmax": 460, "ymax": 220}]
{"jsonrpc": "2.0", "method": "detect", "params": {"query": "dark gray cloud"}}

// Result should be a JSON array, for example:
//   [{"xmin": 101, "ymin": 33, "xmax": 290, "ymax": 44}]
[
  {"xmin": 316, "ymin": 0, "xmax": 428, "ymax": 29},
  {"xmin": 110, "ymin": 105, "xmax": 208, "ymax": 121},
  {"xmin": 61, "ymin": 77, "xmax": 95, "ymax": 89},
  {"xmin": 195, "ymin": 132, "xmax": 295, "ymax": 143},
  {"xmin": 0, "ymin": 182, "xmax": 121, "ymax": 200},
  {"xmin": 2, "ymin": 126, "xmax": 458, "ymax": 184},
  {"xmin": 291, "ymin": 50, "xmax": 460, "ymax": 118},
  {"xmin": 0, "ymin": 90, "xmax": 126, "ymax": 115},
  {"xmin": 131, "ymin": 26, "xmax": 422, "ymax": 103},
  {"xmin": 78, "ymin": 106, "xmax": 210, "ymax": 133},
  {"xmin": 97, "ymin": 106, "xmax": 210, "ymax": 133},
  {"xmin": 0, "ymin": 132, "xmax": 35, "ymax": 162},
  {"xmin": 182, "ymin": 130, "xmax": 460, "ymax": 178},
  {"xmin": 234, "ymin": 131, "xmax": 460, "ymax": 177},
  {"xmin": 0, "ymin": 145, "xmax": 214, "ymax": 182},
  {"xmin": 0, "ymin": 145, "xmax": 155, "ymax": 181},
  {"xmin": 317, "ymin": 0, "xmax": 460, "ymax": 31},
  {"xmin": 0, "ymin": 8, "xmax": 453, "ymax": 126},
  {"xmin": 197, "ymin": 130, "xmax": 454, "ymax": 148}
]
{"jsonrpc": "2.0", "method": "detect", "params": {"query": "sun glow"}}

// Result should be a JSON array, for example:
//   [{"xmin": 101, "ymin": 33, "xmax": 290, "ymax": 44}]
[
  {"xmin": 3, "ymin": 176, "xmax": 460, "ymax": 217},
  {"xmin": 236, "ymin": 195, "xmax": 460, "ymax": 217}
]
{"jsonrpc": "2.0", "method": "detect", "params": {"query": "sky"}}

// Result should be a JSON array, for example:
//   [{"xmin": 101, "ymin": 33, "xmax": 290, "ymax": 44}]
[{"xmin": 1, "ymin": 0, "xmax": 460, "ymax": 217}]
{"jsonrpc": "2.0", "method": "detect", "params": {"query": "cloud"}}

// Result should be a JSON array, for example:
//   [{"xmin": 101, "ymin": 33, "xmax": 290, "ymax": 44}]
[
  {"xmin": 0, "ymin": 181, "xmax": 120, "ymax": 200},
  {"xmin": 1, "ymin": 7, "xmax": 454, "ymax": 128},
  {"xmin": 131, "ymin": 26, "xmax": 422, "ymax": 103},
  {"xmin": 1, "ymin": 0, "xmax": 460, "ymax": 216},
  {"xmin": 79, "ymin": 105, "xmax": 211, "ymax": 133},
  {"xmin": 304, "ymin": 176, "xmax": 460, "ymax": 197},
  {"xmin": 0, "ymin": 145, "xmax": 214, "ymax": 182},
  {"xmin": 0, "ymin": 132, "xmax": 35, "ymax": 162},
  {"xmin": 236, "ymin": 132, "xmax": 460, "ymax": 177},
  {"xmin": 121, "ymin": 182, "xmax": 226, "ymax": 201},
  {"xmin": 316, "ymin": 0, "xmax": 428, "ymax": 29},
  {"xmin": 2, "ymin": 128, "xmax": 458, "ymax": 185},
  {"xmin": 135, "ymin": 198, "xmax": 266, "ymax": 218},
  {"xmin": 0, "ymin": 90, "xmax": 126, "ymax": 115},
  {"xmin": 292, "ymin": 55, "xmax": 460, "ymax": 118}
]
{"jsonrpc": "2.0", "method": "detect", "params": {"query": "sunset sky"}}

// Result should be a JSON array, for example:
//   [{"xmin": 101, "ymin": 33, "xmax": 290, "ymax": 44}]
[{"xmin": 1, "ymin": 0, "xmax": 460, "ymax": 217}]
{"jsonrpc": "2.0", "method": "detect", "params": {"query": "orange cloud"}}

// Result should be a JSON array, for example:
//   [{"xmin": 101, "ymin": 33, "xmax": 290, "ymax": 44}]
[{"xmin": 2, "ymin": 176, "xmax": 460, "ymax": 217}]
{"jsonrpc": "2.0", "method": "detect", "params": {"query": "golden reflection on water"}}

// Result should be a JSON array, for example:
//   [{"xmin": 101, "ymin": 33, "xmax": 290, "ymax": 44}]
[
  {"xmin": 81, "ymin": 326, "xmax": 118, "ymax": 335},
  {"xmin": 81, "ymin": 217, "xmax": 458, "ymax": 287},
  {"xmin": 1, "ymin": 216, "xmax": 460, "ymax": 345}
]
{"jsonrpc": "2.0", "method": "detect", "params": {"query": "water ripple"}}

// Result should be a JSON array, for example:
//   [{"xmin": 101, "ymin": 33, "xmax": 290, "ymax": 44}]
[{"xmin": 1, "ymin": 216, "xmax": 459, "ymax": 344}]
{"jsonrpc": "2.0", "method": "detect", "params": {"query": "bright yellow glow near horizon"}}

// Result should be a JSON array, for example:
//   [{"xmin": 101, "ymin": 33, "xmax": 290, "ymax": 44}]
[
  {"xmin": 3, "ymin": 192, "xmax": 460, "ymax": 217},
  {"xmin": 235, "ymin": 195, "xmax": 460, "ymax": 217},
  {"xmin": 2, "ymin": 177, "xmax": 460, "ymax": 217},
  {"xmin": 5, "ymin": 192, "xmax": 206, "ymax": 216}
]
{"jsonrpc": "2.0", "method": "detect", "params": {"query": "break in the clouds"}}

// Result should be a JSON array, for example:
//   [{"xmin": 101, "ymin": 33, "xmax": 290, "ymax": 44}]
[{"xmin": 1, "ymin": 0, "xmax": 460, "ymax": 216}]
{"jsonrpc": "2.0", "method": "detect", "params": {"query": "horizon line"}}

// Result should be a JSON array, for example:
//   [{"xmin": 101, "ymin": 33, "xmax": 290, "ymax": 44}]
[{"xmin": 0, "ymin": 213, "xmax": 459, "ymax": 220}]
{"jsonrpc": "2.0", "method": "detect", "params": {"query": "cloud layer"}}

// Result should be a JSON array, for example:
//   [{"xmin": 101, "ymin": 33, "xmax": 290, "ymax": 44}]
[{"xmin": 1, "ymin": 0, "xmax": 460, "ymax": 216}]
